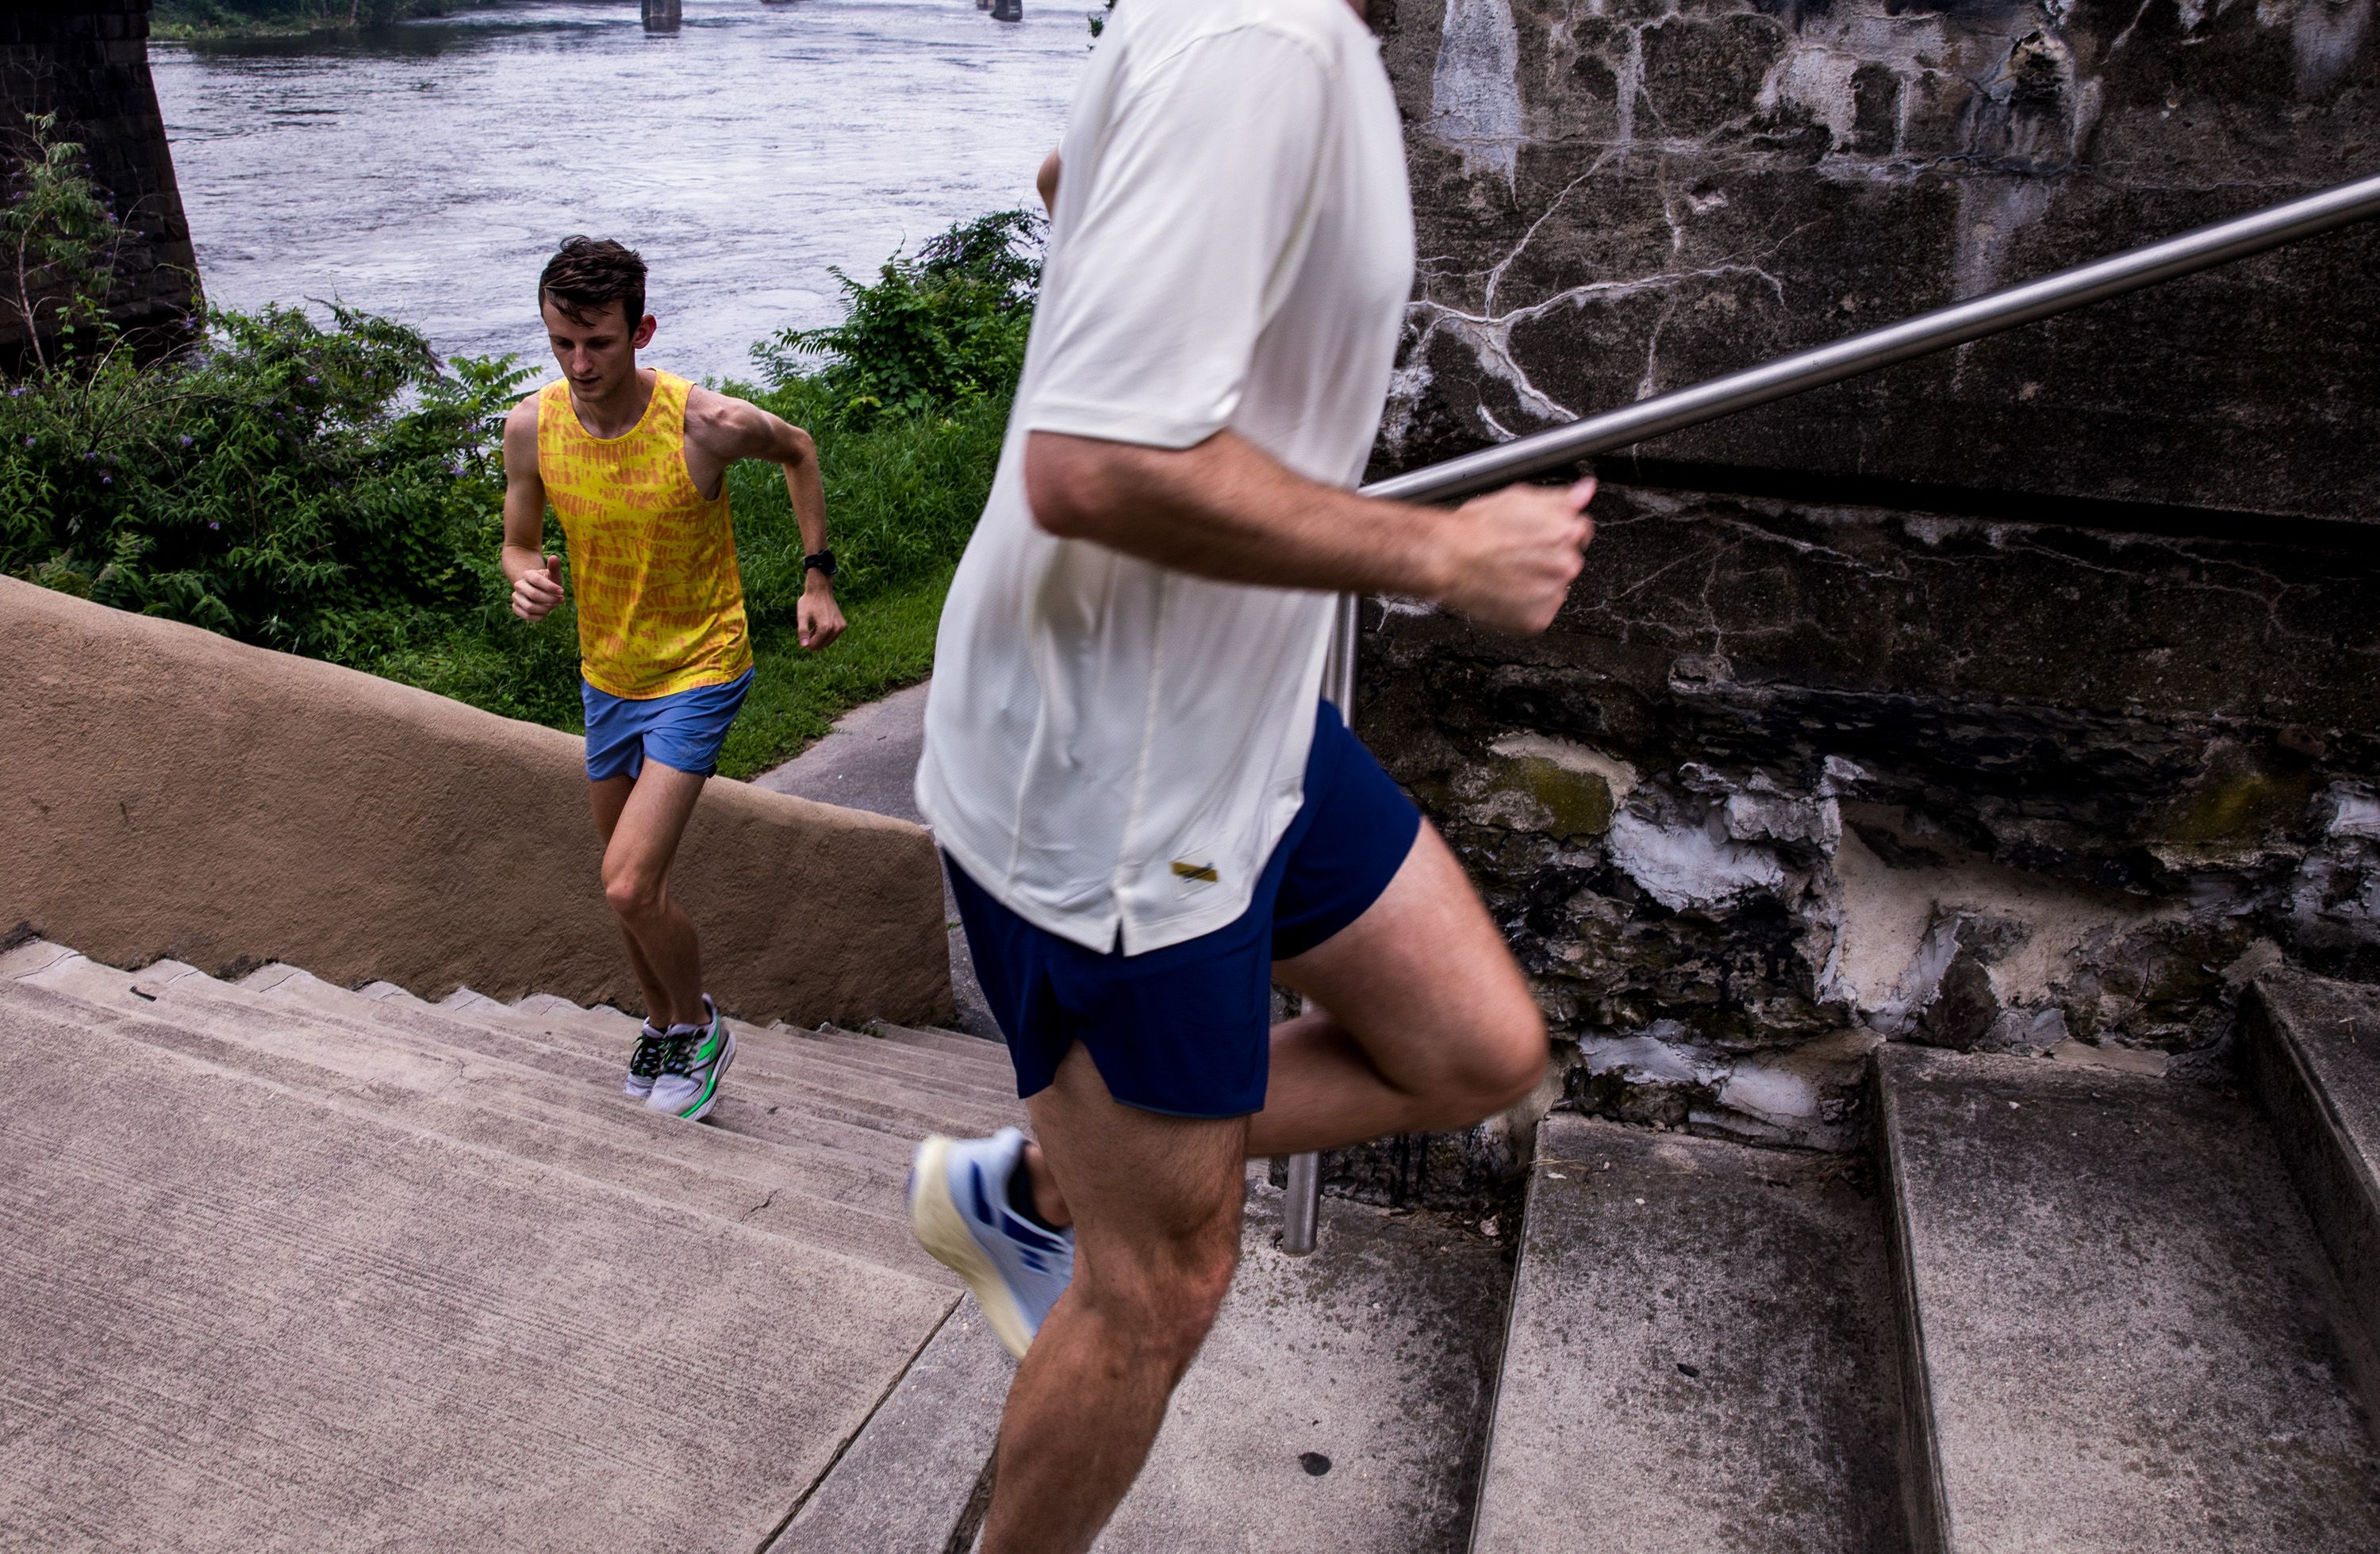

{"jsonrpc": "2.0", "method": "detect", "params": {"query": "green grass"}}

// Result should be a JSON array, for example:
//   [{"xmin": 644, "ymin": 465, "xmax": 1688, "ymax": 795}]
[{"xmin": 715, "ymin": 563, "xmax": 952, "ymax": 779}]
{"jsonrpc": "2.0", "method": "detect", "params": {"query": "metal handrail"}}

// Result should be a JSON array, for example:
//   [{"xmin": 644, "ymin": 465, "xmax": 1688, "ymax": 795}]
[
  {"xmin": 1275, "ymin": 169, "xmax": 2380, "ymax": 1257},
  {"xmin": 1361, "ymin": 170, "xmax": 2380, "ymax": 507}
]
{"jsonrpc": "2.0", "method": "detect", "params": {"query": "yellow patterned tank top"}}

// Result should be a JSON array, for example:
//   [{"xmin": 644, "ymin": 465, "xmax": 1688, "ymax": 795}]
[{"xmin": 535, "ymin": 369, "xmax": 753, "ymax": 699}]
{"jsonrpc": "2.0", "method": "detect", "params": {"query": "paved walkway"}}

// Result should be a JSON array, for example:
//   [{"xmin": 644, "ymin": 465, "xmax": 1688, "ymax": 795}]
[{"xmin": 753, "ymin": 680, "xmax": 996, "ymax": 1038}]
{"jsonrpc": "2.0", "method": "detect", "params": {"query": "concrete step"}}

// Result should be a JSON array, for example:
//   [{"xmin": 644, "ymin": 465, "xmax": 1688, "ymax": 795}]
[
  {"xmin": 865, "ymin": 1018, "xmax": 1012, "ymax": 1069},
  {"xmin": 405, "ymin": 977, "xmax": 1023, "ymax": 1138},
  {"xmin": 743, "ymin": 1018, "xmax": 1019, "ymax": 1104},
  {"xmin": 1091, "ymin": 1183, "xmax": 1509, "ymax": 1552},
  {"xmin": 770, "ymin": 1179, "xmax": 1513, "ymax": 1554},
  {"xmin": 1875, "ymin": 1044, "xmax": 2380, "ymax": 1553},
  {"xmin": 774, "ymin": 1297, "xmax": 1012, "ymax": 1553},
  {"xmin": 0, "ymin": 991, "xmax": 956, "ymax": 1552},
  {"xmin": 269, "ymin": 964, "xmax": 1021, "ymax": 1150},
  {"xmin": 2243, "ymin": 969, "xmax": 2380, "ymax": 1362},
  {"xmin": 437, "ymin": 982, "xmax": 1018, "ymax": 1104},
  {"xmin": 1470, "ymin": 1114, "xmax": 1908, "ymax": 1554},
  {"xmin": 2, "ymin": 954, "xmax": 938, "ymax": 1278},
  {"xmin": 56, "ymin": 950, "xmax": 912, "ymax": 1180}
]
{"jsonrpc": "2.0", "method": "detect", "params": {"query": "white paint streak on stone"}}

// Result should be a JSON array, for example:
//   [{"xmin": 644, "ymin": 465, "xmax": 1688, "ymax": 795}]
[
  {"xmin": 1488, "ymin": 734, "xmax": 1641, "ymax": 806},
  {"xmin": 1823, "ymin": 819, "xmax": 2178, "ymax": 1033},
  {"xmin": 2292, "ymin": 0, "xmax": 2371, "ymax": 92},
  {"xmin": 2328, "ymin": 784, "xmax": 2380, "ymax": 839},
  {"xmin": 1952, "ymin": 178, "xmax": 2056, "ymax": 301},
  {"xmin": 1608, "ymin": 811, "xmax": 1786, "ymax": 913},
  {"xmin": 1577, "ymin": 1029, "xmax": 1724, "ymax": 1088},
  {"xmin": 1758, "ymin": 44, "xmax": 1865, "ymax": 144},
  {"xmin": 1430, "ymin": 0, "xmax": 1524, "ymax": 186}
]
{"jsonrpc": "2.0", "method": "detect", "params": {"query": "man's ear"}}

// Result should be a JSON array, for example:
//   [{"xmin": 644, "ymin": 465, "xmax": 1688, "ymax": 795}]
[{"xmin": 633, "ymin": 313, "xmax": 658, "ymax": 349}]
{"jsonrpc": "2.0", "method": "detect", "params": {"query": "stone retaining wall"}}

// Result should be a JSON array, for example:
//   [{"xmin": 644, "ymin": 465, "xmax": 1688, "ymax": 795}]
[
  {"xmin": 1345, "ymin": 0, "xmax": 2380, "ymax": 1181},
  {"xmin": 0, "ymin": 579, "xmax": 954, "ymax": 1028}
]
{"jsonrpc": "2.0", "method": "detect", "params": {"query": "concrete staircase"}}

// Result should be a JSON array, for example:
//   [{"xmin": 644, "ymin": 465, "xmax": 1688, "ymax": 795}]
[
  {"xmin": 1468, "ymin": 973, "xmax": 2380, "ymax": 1554},
  {"xmin": 13, "ymin": 925, "xmax": 2380, "ymax": 1551},
  {"xmin": 0, "ymin": 934, "xmax": 1021, "ymax": 1552}
]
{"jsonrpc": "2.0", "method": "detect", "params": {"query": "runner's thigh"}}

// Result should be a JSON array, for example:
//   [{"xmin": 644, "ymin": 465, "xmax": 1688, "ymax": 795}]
[
  {"xmin": 1274, "ymin": 819, "xmax": 1539, "ymax": 1092},
  {"xmin": 1027, "ymin": 1045, "xmax": 1249, "ymax": 1272}
]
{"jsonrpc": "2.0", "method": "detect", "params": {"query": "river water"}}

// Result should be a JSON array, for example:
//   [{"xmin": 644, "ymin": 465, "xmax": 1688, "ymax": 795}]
[{"xmin": 149, "ymin": 0, "xmax": 1088, "ymax": 382}]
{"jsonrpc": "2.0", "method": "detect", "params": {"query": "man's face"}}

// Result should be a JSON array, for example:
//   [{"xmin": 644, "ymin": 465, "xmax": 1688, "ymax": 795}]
[{"xmin": 541, "ymin": 297, "xmax": 655, "ymax": 396}]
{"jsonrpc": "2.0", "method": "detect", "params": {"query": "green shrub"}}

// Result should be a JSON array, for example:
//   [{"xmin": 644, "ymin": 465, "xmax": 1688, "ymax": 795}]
[
  {"xmin": 752, "ymin": 209, "xmax": 1042, "ymax": 428},
  {"xmin": 0, "ymin": 303, "xmax": 532, "ymax": 661}
]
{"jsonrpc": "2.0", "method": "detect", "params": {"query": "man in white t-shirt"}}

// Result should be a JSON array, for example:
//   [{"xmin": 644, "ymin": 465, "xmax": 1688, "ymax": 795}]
[{"xmin": 904, "ymin": 0, "xmax": 1595, "ymax": 1544}]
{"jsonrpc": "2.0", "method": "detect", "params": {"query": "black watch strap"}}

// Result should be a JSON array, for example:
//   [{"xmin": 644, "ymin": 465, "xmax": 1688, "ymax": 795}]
[{"xmin": 803, "ymin": 548, "xmax": 836, "ymax": 580}]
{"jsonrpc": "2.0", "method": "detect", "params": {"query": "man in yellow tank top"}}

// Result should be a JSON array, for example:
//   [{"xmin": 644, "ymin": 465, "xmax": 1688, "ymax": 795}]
[{"xmin": 500, "ymin": 236, "xmax": 846, "ymax": 1122}]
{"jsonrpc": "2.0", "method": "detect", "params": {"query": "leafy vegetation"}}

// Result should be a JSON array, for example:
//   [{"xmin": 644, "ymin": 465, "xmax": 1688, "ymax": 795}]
[
  {"xmin": 152, "ymin": 1, "xmax": 478, "ymax": 40},
  {"xmin": 752, "ymin": 209, "xmax": 1042, "ymax": 428},
  {"xmin": 4, "ymin": 114, "xmax": 1036, "ymax": 780}
]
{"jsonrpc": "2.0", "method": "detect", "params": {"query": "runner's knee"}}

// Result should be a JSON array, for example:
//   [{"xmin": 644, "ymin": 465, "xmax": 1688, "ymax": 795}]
[
  {"xmin": 1458, "ymin": 987, "xmax": 1549, "ymax": 1117},
  {"xmin": 1084, "ymin": 1219, "xmax": 1241, "ymax": 1375},
  {"xmin": 602, "ymin": 860, "xmax": 665, "ymax": 922}
]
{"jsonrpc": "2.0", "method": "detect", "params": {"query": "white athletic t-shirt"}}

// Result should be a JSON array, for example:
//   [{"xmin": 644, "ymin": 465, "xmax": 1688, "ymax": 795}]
[{"xmin": 915, "ymin": 0, "xmax": 1415, "ymax": 955}]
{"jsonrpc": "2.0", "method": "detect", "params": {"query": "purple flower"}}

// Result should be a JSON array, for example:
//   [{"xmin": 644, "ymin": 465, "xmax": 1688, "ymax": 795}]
[
  {"xmin": 209, "ymin": 520, "xmax": 219, "ymax": 530},
  {"xmin": 178, "ymin": 435, "xmax": 193, "ymax": 447},
  {"xmin": 101, "ymin": 474, "xmax": 111, "ymax": 485},
  {"xmin": 21, "ymin": 436, "xmax": 33, "ymax": 447}
]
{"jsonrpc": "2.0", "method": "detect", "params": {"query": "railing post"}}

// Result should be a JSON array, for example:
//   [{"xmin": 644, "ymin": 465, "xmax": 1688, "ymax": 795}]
[{"xmin": 1281, "ymin": 593, "xmax": 1361, "ymax": 1257}]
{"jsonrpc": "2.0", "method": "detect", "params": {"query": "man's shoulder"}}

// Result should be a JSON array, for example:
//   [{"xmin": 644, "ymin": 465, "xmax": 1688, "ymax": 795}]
[
  {"xmin": 1121, "ymin": 0, "xmax": 1357, "ymax": 68},
  {"xmin": 505, "ymin": 386, "xmax": 551, "ymax": 436}
]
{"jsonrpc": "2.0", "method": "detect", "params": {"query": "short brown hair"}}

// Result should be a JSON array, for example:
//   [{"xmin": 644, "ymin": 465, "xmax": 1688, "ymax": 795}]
[{"xmin": 539, "ymin": 236, "xmax": 647, "ymax": 329}]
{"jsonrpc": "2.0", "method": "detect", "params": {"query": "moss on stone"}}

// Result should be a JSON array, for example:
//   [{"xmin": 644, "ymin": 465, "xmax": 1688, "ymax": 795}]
[{"xmin": 1483, "ymin": 755, "xmax": 1615, "ymax": 842}]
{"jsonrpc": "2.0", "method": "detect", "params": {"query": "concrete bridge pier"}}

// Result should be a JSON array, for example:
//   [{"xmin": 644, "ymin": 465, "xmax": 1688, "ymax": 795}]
[{"xmin": 641, "ymin": 0, "xmax": 681, "ymax": 32}]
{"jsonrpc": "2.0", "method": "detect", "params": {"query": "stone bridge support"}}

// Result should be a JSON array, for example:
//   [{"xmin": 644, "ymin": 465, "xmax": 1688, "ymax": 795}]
[
  {"xmin": 1356, "ymin": 0, "xmax": 2380, "ymax": 1169},
  {"xmin": 0, "ymin": 0, "xmax": 198, "ymax": 363}
]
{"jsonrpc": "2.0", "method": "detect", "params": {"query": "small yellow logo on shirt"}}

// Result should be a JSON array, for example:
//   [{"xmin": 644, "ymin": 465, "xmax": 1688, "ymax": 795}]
[{"xmin": 1170, "ymin": 860, "xmax": 1220, "ymax": 885}]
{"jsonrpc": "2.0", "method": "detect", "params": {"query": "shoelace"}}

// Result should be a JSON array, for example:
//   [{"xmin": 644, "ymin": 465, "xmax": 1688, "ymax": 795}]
[
  {"xmin": 628, "ymin": 1028, "xmax": 671, "ymax": 1078},
  {"xmin": 658, "ymin": 1028, "xmax": 707, "ymax": 1077}
]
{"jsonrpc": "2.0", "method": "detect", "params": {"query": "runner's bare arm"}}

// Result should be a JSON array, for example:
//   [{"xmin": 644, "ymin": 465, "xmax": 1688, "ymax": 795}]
[
  {"xmin": 500, "ymin": 398, "xmax": 565, "ymax": 622},
  {"xmin": 1023, "ymin": 429, "xmax": 1595, "ymax": 637},
  {"xmin": 683, "ymin": 387, "xmax": 846, "ymax": 650}
]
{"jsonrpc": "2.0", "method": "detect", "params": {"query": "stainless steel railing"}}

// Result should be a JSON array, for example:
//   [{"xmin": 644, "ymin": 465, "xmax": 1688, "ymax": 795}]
[{"xmin": 1274, "ymin": 167, "xmax": 2380, "ymax": 1257}]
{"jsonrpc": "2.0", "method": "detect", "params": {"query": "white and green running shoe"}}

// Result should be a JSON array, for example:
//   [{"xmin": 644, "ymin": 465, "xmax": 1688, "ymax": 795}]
[
  {"xmin": 647, "ymin": 996, "xmax": 734, "ymax": 1122},
  {"xmin": 624, "ymin": 1020, "xmax": 670, "ymax": 1100}
]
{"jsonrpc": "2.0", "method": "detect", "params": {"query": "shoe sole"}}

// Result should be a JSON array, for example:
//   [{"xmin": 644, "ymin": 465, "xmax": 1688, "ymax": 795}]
[
  {"xmin": 655, "ymin": 1031, "xmax": 735, "ymax": 1123},
  {"xmin": 909, "ymin": 1134, "xmax": 1035, "ymax": 1360}
]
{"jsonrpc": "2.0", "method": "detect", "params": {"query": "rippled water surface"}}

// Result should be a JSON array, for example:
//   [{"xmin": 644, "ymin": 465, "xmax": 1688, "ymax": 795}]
[{"xmin": 151, "ymin": 0, "xmax": 1087, "ymax": 381}]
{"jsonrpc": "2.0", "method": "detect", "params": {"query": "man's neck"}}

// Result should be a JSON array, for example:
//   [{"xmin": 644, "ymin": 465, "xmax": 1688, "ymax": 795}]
[{"xmin": 569, "ymin": 366, "xmax": 658, "ymax": 440}]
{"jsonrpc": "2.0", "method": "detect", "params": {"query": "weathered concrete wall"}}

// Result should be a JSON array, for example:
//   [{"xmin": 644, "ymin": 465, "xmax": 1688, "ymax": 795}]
[
  {"xmin": 0, "ymin": 0, "xmax": 199, "ymax": 360},
  {"xmin": 1376, "ymin": 0, "xmax": 2380, "ymax": 520},
  {"xmin": 0, "ymin": 579, "xmax": 954, "ymax": 1027},
  {"xmin": 1358, "ymin": 493, "xmax": 2379, "ymax": 1153},
  {"xmin": 1349, "ymin": 0, "xmax": 2379, "ymax": 1172}
]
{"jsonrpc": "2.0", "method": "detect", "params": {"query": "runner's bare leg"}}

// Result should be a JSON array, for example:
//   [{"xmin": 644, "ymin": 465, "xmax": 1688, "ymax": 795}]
[
  {"xmin": 1009, "ymin": 820, "xmax": 1545, "ymax": 1221},
  {"xmin": 981, "ymin": 1047, "xmax": 1250, "ymax": 1554},
  {"xmin": 589, "ymin": 762, "xmax": 711, "ymax": 1028}
]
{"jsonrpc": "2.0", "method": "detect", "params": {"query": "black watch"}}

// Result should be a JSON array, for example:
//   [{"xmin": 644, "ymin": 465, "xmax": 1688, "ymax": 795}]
[{"xmin": 802, "ymin": 548, "xmax": 836, "ymax": 581}]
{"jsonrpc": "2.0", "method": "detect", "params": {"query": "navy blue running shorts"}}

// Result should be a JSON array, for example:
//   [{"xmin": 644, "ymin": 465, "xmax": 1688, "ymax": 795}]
[
  {"xmin": 945, "ymin": 699, "xmax": 1423, "ymax": 1120},
  {"xmin": 581, "ymin": 667, "xmax": 754, "ymax": 782}
]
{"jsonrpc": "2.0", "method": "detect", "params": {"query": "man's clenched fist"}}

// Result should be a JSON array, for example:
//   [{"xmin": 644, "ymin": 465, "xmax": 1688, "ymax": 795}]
[
  {"xmin": 1439, "ymin": 477, "xmax": 1596, "ymax": 635},
  {"xmin": 512, "ymin": 554, "xmax": 565, "ymax": 622}
]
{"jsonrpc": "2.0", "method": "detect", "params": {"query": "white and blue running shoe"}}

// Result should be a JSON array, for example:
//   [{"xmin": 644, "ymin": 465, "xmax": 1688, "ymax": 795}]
[{"xmin": 909, "ymin": 1126, "xmax": 1076, "ymax": 1360}]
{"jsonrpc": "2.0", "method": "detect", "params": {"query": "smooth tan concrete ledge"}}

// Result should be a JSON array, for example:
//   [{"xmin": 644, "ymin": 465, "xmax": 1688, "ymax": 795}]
[{"xmin": 0, "ymin": 577, "xmax": 954, "ymax": 1027}]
